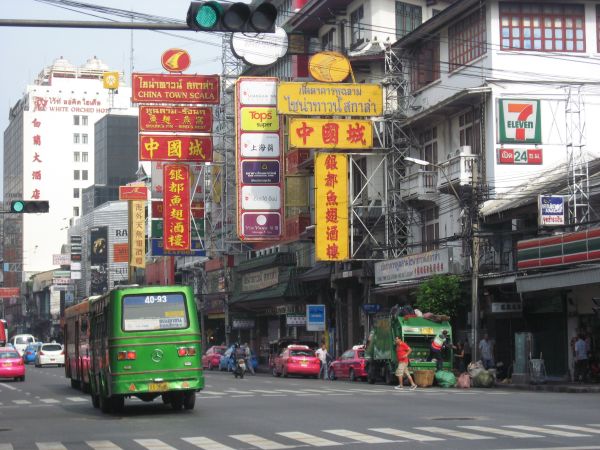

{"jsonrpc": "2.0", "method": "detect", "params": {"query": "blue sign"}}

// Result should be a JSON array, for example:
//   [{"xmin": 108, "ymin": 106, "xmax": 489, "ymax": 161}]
[
  {"xmin": 151, "ymin": 239, "xmax": 206, "ymax": 257},
  {"xmin": 361, "ymin": 303, "xmax": 382, "ymax": 314},
  {"xmin": 306, "ymin": 304, "xmax": 325, "ymax": 331}
]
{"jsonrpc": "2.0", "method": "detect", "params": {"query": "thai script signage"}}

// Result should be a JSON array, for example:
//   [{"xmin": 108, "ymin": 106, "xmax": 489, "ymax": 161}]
[
  {"xmin": 315, "ymin": 153, "xmax": 348, "ymax": 261},
  {"xmin": 236, "ymin": 77, "xmax": 283, "ymax": 241},
  {"xmin": 163, "ymin": 164, "xmax": 191, "ymax": 251},
  {"xmin": 139, "ymin": 106, "xmax": 212, "ymax": 132},
  {"xmin": 139, "ymin": 134, "xmax": 212, "ymax": 162},
  {"xmin": 538, "ymin": 195, "xmax": 565, "ymax": 227},
  {"xmin": 132, "ymin": 73, "xmax": 220, "ymax": 104},
  {"xmin": 52, "ymin": 254, "xmax": 71, "ymax": 266},
  {"xmin": 277, "ymin": 82, "xmax": 383, "ymax": 117},
  {"xmin": 498, "ymin": 99, "xmax": 541, "ymax": 144},
  {"xmin": 496, "ymin": 148, "xmax": 542, "ymax": 165},
  {"xmin": 241, "ymin": 267, "xmax": 279, "ymax": 292},
  {"xmin": 374, "ymin": 248, "xmax": 450, "ymax": 285},
  {"xmin": 289, "ymin": 118, "xmax": 373, "ymax": 149}
]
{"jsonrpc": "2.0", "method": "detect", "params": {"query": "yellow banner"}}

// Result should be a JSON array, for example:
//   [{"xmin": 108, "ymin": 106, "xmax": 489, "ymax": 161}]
[
  {"xmin": 289, "ymin": 118, "xmax": 373, "ymax": 149},
  {"xmin": 315, "ymin": 153, "xmax": 348, "ymax": 261},
  {"xmin": 240, "ymin": 107, "xmax": 279, "ymax": 131},
  {"xmin": 277, "ymin": 82, "xmax": 382, "ymax": 117},
  {"xmin": 129, "ymin": 200, "xmax": 146, "ymax": 268}
]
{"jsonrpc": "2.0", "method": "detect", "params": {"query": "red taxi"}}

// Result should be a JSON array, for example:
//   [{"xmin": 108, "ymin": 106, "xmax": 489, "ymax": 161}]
[
  {"xmin": 272, "ymin": 345, "xmax": 320, "ymax": 378},
  {"xmin": 0, "ymin": 347, "xmax": 25, "ymax": 381},
  {"xmin": 328, "ymin": 345, "xmax": 367, "ymax": 382},
  {"xmin": 202, "ymin": 345, "xmax": 227, "ymax": 370}
]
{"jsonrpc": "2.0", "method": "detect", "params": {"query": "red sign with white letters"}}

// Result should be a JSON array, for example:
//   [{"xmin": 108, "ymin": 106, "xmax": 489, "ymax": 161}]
[
  {"xmin": 496, "ymin": 148, "xmax": 543, "ymax": 165},
  {"xmin": 139, "ymin": 106, "xmax": 212, "ymax": 132}
]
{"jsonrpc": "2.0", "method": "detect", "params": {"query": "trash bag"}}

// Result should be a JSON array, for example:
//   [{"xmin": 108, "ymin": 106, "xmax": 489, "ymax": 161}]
[
  {"xmin": 468, "ymin": 361, "xmax": 485, "ymax": 379},
  {"xmin": 414, "ymin": 309, "xmax": 423, "ymax": 317},
  {"xmin": 457, "ymin": 372, "xmax": 471, "ymax": 389},
  {"xmin": 472, "ymin": 370, "xmax": 494, "ymax": 388},
  {"xmin": 435, "ymin": 370, "xmax": 456, "ymax": 388}
]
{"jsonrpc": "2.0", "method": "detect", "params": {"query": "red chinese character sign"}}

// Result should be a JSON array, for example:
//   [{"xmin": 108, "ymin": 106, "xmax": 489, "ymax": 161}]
[
  {"xmin": 289, "ymin": 118, "xmax": 373, "ymax": 149},
  {"xmin": 163, "ymin": 164, "xmax": 191, "ymax": 251},
  {"xmin": 139, "ymin": 106, "xmax": 212, "ymax": 133},
  {"xmin": 315, "ymin": 153, "xmax": 348, "ymax": 261},
  {"xmin": 236, "ymin": 77, "xmax": 283, "ymax": 241}
]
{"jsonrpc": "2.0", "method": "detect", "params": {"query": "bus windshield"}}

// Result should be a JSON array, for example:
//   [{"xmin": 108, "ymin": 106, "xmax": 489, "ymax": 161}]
[{"xmin": 122, "ymin": 293, "xmax": 189, "ymax": 331}]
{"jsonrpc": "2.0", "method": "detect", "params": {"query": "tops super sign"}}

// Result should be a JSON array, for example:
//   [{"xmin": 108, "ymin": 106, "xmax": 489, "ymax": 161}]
[{"xmin": 161, "ymin": 48, "xmax": 191, "ymax": 73}]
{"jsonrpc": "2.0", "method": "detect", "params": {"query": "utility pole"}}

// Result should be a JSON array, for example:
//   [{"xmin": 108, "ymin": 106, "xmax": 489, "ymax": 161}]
[{"xmin": 470, "ymin": 161, "xmax": 480, "ymax": 362}]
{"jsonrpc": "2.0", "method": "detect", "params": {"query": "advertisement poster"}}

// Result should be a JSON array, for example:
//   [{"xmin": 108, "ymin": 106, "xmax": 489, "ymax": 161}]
[
  {"xmin": 90, "ymin": 226, "xmax": 108, "ymax": 266},
  {"xmin": 539, "ymin": 195, "xmax": 564, "ymax": 226}
]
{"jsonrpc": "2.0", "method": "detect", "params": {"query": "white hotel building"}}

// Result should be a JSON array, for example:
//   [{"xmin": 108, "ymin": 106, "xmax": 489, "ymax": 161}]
[{"xmin": 3, "ymin": 57, "xmax": 133, "ymax": 289}]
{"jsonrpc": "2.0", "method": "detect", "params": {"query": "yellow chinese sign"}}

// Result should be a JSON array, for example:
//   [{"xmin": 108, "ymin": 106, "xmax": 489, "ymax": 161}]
[
  {"xmin": 277, "ymin": 82, "xmax": 382, "ymax": 117},
  {"xmin": 129, "ymin": 200, "xmax": 146, "ymax": 268},
  {"xmin": 315, "ymin": 153, "xmax": 348, "ymax": 261},
  {"xmin": 240, "ymin": 107, "xmax": 279, "ymax": 132},
  {"xmin": 289, "ymin": 118, "xmax": 373, "ymax": 149}
]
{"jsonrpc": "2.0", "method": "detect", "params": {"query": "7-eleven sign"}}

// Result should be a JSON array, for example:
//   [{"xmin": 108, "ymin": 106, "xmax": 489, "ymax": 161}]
[{"xmin": 498, "ymin": 99, "xmax": 541, "ymax": 144}]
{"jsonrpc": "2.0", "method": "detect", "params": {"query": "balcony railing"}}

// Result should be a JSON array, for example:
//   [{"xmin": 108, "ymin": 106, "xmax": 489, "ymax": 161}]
[
  {"xmin": 404, "ymin": 169, "xmax": 438, "ymax": 201},
  {"xmin": 438, "ymin": 147, "xmax": 478, "ymax": 192}
]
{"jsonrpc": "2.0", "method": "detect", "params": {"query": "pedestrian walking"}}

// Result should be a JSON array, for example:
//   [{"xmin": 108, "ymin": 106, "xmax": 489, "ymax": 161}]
[
  {"xmin": 453, "ymin": 341, "xmax": 466, "ymax": 373},
  {"xmin": 243, "ymin": 343, "xmax": 255, "ymax": 375},
  {"xmin": 427, "ymin": 329, "xmax": 450, "ymax": 372},
  {"xmin": 478, "ymin": 334, "xmax": 495, "ymax": 370},
  {"xmin": 574, "ymin": 334, "xmax": 589, "ymax": 382},
  {"xmin": 394, "ymin": 336, "xmax": 417, "ymax": 390},
  {"xmin": 315, "ymin": 343, "xmax": 330, "ymax": 380}
]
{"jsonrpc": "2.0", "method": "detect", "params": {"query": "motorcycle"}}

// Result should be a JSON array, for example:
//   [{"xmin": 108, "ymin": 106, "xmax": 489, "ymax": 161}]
[{"xmin": 233, "ymin": 358, "xmax": 246, "ymax": 379}]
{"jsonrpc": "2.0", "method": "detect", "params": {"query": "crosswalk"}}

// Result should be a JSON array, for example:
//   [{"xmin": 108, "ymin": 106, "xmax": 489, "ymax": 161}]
[{"xmin": 0, "ymin": 424, "xmax": 599, "ymax": 449}]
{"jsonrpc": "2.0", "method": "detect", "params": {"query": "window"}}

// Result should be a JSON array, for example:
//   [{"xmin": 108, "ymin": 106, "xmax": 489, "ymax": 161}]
[
  {"xmin": 396, "ymin": 2, "xmax": 422, "ymax": 38},
  {"xmin": 419, "ymin": 127, "xmax": 438, "ymax": 164},
  {"xmin": 74, "ymin": 170, "xmax": 80, "ymax": 180},
  {"xmin": 73, "ymin": 152, "xmax": 80, "ymax": 163},
  {"xmin": 82, "ymin": 116, "xmax": 88, "ymax": 126},
  {"xmin": 322, "ymin": 28, "xmax": 335, "ymax": 51},
  {"xmin": 73, "ymin": 115, "xmax": 80, "ymax": 126},
  {"xmin": 449, "ymin": 8, "xmax": 486, "ymax": 70},
  {"xmin": 499, "ymin": 2, "xmax": 585, "ymax": 52},
  {"xmin": 73, "ymin": 188, "xmax": 80, "ymax": 199},
  {"xmin": 82, "ymin": 152, "xmax": 88, "ymax": 163},
  {"xmin": 421, "ymin": 206, "xmax": 439, "ymax": 252},
  {"xmin": 350, "ymin": 5, "xmax": 365, "ymax": 47},
  {"xmin": 73, "ymin": 206, "xmax": 79, "ymax": 217},
  {"xmin": 122, "ymin": 293, "xmax": 189, "ymax": 331},
  {"xmin": 82, "ymin": 170, "xmax": 88, "ymax": 181},
  {"xmin": 458, "ymin": 108, "xmax": 482, "ymax": 154},
  {"xmin": 73, "ymin": 133, "xmax": 80, "ymax": 144},
  {"xmin": 82, "ymin": 134, "xmax": 88, "ymax": 144},
  {"xmin": 411, "ymin": 36, "xmax": 440, "ymax": 91}
]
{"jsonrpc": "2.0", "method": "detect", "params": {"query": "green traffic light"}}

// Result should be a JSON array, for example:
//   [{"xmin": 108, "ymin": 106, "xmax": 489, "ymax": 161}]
[
  {"xmin": 195, "ymin": 2, "xmax": 220, "ymax": 29},
  {"xmin": 11, "ymin": 201, "xmax": 25, "ymax": 213}
]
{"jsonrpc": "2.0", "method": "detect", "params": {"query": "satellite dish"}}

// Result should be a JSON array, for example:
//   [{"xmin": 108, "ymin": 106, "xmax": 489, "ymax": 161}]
[{"xmin": 231, "ymin": 26, "xmax": 288, "ymax": 66}]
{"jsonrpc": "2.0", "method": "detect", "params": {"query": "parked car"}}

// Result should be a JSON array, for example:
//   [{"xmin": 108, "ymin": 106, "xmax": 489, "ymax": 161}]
[
  {"xmin": 10, "ymin": 334, "xmax": 37, "ymax": 356},
  {"xmin": 202, "ymin": 345, "xmax": 227, "ymax": 370},
  {"xmin": 35, "ymin": 343, "xmax": 65, "ymax": 367},
  {"xmin": 219, "ymin": 345, "xmax": 259, "ymax": 372},
  {"xmin": 268, "ymin": 337, "xmax": 317, "ymax": 371},
  {"xmin": 0, "ymin": 347, "xmax": 25, "ymax": 381},
  {"xmin": 22, "ymin": 342, "xmax": 42, "ymax": 364},
  {"xmin": 272, "ymin": 345, "xmax": 320, "ymax": 378},
  {"xmin": 329, "ymin": 345, "xmax": 368, "ymax": 381}
]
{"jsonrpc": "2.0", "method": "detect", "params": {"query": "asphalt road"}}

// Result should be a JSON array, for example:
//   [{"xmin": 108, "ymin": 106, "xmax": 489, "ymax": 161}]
[{"xmin": 1, "ymin": 365, "xmax": 600, "ymax": 450}]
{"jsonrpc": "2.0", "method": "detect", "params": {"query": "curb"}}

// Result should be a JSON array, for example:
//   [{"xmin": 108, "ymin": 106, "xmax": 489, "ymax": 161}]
[{"xmin": 494, "ymin": 383, "xmax": 600, "ymax": 393}]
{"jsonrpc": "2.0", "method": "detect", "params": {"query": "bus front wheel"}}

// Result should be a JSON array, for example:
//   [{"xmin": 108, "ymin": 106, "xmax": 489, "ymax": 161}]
[
  {"xmin": 183, "ymin": 391, "xmax": 196, "ymax": 410},
  {"xmin": 99, "ymin": 393, "xmax": 112, "ymax": 413},
  {"xmin": 91, "ymin": 392, "xmax": 99, "ymax": 408}
]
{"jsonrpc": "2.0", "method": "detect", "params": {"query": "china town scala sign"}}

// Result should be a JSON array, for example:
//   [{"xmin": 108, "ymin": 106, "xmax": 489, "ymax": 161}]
[{"xmin": 132, "ymin": 73, "xmax": 220, "ymax": 105}]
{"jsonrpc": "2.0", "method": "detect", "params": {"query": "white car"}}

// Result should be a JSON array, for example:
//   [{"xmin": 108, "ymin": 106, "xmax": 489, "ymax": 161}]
[
  {"xmin": 35, "ymin": 343, "xmax": 65, "ymax": 367},
  {"xmin": 10, "ymin": 334, "xmax": 37, "ymax": 356}
]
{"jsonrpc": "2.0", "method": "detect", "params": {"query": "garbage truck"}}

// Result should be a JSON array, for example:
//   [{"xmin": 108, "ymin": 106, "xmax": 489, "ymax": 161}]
[{"xmin": 365, "ymin": 312, "xmax": 453, "ymax": 384}]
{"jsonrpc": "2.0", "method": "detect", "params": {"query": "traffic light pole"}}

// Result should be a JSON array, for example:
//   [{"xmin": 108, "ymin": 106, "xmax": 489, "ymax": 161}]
[{"xmin": 0, "ymin": 19, "xmax": 190, "ymax": 30}]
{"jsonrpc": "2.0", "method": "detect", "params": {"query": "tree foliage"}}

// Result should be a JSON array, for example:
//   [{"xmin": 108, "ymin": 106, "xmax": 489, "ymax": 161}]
[{"xmin": 415, "ymin": 274, "xmax": 464, "ymax": 317}]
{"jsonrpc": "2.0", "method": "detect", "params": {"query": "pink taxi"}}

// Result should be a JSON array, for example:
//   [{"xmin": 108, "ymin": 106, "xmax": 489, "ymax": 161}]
[
  {"xmin": 272, "ymin": 345, "xmax": 320, "ymax": 378},
  {"xmin": 0, "ymin": 347, "xmax": 25, "ymax": 381}
]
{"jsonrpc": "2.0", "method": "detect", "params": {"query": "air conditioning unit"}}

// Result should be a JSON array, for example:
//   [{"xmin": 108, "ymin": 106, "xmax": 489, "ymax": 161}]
[{"xmin": 458, "ymin": 145, "xmax": 472, "ymax": 155}]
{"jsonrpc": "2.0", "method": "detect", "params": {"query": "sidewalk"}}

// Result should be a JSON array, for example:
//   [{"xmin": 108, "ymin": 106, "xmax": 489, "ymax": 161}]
[{"xmin": 495, "ymin": 381, "xmax": 600, "ymax": 393}]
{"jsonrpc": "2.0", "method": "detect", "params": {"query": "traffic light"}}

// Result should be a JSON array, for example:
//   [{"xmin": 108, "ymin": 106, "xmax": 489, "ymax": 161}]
[
  {"xmin": 10, "ymin": 200, "xmax": 49, "ymax": 213},
  {"xmin": 186, "ymin": 1, "xmax": 277, "ymax": 33}
]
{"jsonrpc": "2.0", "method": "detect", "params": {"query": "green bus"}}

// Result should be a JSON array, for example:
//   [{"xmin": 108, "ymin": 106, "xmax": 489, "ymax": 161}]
[{"xmin": 88, "ymin": 285, "xmax": 204, "ymax": 413}]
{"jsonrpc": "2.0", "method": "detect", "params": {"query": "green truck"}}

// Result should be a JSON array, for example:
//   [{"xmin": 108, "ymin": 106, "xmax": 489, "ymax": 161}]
[{"xmin": 366, "ymin": 313, "xmax": 453, "ymax": 384}]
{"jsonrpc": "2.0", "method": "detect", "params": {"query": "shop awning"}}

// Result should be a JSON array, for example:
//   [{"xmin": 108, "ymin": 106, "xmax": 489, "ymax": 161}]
[
  {"xmin": 230, "ymin": 267, "xmax": 311, "ymax": 306},
  {"xmin": 235, "ymin": 252, "xmax": 296, "ymax": 273},
  {"xmin": 296, "ymin": 262, "xmax": 332, "ymax": 282},
  {"xmin": 370, "ymin": 279, "xmax": 423, "ymax": 296},
  {"xmin": 516, "ymin": 265, "xmax": 600, "ymax": 293}
]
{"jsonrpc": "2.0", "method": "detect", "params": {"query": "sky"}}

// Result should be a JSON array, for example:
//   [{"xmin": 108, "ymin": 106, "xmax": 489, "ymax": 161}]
[{"xmin": 1, "ymin": 0, "xmax": 225, "ymax": 198}]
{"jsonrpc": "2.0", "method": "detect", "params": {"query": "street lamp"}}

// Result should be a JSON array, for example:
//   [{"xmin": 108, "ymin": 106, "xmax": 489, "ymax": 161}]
[{"xmin": 404, "ymin": 156, "xmax": 480, "ymax": 361}]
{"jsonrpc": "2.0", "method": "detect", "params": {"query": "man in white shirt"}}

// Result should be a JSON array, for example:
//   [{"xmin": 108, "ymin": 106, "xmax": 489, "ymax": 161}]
[
  {"xmin": 316, "ymin": 343, "xmax": 329, "ymax": 380},
  {"xmin": 478, "ymin": 334, "xmax": 494, "ymax": 369}
]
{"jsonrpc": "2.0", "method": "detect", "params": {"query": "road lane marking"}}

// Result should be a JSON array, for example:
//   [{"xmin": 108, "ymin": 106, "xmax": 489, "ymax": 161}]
[
  {"xmin": 230, "ymin": 395, "xmax": 254, "ymax": 398},
  {"xmin": 199, "ymin": 391, "xmax": 225, "ymax": 396},
  {"xmin": 40, "ymin": 398, "xmax": 60, "ymax": 404},
  {"xmin": 547, "ymin": 425, "xmax": 600, "ymax": 434},
  {"xmin": 0, "ymin": 383, "xmax": 18, "ymax": 391},
  {"xmin": 323, "ymin": 429, "xmax": 392, "ymax": 444},
  {"xmin": 134, "ymin": 439, "xmax": 177, "ymax": 450},
  {"xmin": 86, "ymin": 440, "xmax": 123, "ymax": 449},
  {"xmin": 415, "ymin": 427, "xmax": 495, "ymax": 440},
  {"xmin": 369, "ymin": 427, "xmax": 443, "ymax": 441},
  {"xmin": 502, "ymin": 446, "xmax": 600, "ymax": 450},
  {"xmin": 505, "ymin": 426, "xmax": 591, "ymax": 437},
  {"xmin": 182, "ymin": 436, "xmax": 235, "ymax": 450},
  {"xmin": 250, "ymin": 390, "xmax": 277, "ymax": 394},
  {"xmin": 278, "ymin": 431, "xmax": 342, "ymax": 447},
  {"xmin": 66, "ymin": 396, "xmax": 88, "ymax": 402},
  {"xmin": 13, "ymin": 400, "xmax": 31, "ymax": 405},
  {"xmin": 0, "ymin": 444, "xmax": 13, "ymax": 450},
  {"xmin": 459, "ymin": 426, "xmax": 542, "ymax": 438},
  {"xmin": 273, "ymin": 389, "xmax": 301, "ymax": 394},
  {"xmin": 36, "ymin": 444, "xmax": 67, "ymax": 450},
  {"xmin": 230, "ymin": 434, "xmax": 293, "ymax": 449}
]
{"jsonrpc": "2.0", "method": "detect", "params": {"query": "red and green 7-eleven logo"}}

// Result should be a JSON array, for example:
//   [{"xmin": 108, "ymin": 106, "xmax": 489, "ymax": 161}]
[{"xmin": 498, "ymin": 99, "xmax": 541, "ymax": 144}]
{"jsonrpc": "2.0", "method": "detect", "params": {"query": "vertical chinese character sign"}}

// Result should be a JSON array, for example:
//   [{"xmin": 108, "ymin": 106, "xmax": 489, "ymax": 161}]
[
  {"xmin": 163, "ymin": 164, "xmax": 191, "ymax": 251},
  {"xmin": 315, "ymin": 153, "xmax": 348, "ymax": 261},
  {"xmin": 129, "ymin": 201, "xmax": 146, "ymax": 268}
]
